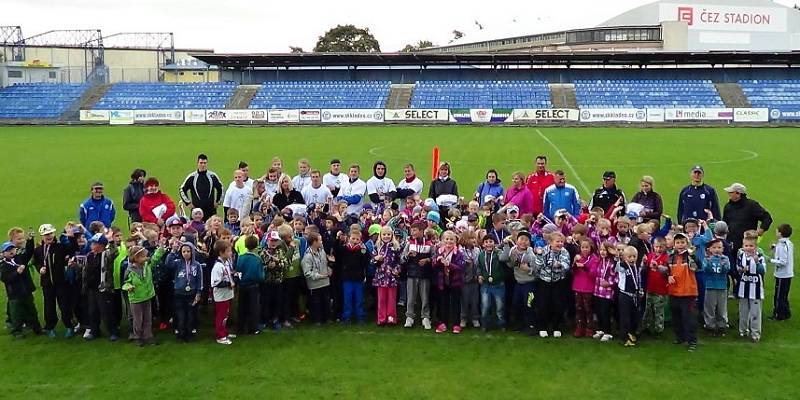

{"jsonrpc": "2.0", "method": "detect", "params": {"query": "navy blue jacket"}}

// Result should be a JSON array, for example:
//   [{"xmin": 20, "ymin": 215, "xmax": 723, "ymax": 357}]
[{"xmin": 677, "ymin": 183, "xmax": 720, "ymax": 223}]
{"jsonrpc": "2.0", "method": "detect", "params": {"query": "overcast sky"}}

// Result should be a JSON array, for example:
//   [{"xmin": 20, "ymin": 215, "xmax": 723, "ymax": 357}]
[{"xmin": 2, "ymin": 0, "xmax": 796, "ymax": 52}]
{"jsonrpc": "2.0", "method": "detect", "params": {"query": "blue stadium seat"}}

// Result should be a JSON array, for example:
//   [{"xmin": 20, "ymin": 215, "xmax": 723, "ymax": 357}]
[
  {"xmin": 93, "ymin": 83, "xmax": 237, "ymax": 110},
  {"xmin": 409, "ymin": 80, "xmax": 551, "ymax": 109},
  {"xmin": 574, "ymin": 80, "xmax": 724, "ymax": 109},
  {"xmin": 739, "ymin": 80, "xmax": 800, "ymax": 110},
  {"xmin": 249, "ymin": 80, "xmax": 391, "ymax": 109},
  {"xmin": 0, "ymin": 83, "xmax": 88, "ymax": 119}
]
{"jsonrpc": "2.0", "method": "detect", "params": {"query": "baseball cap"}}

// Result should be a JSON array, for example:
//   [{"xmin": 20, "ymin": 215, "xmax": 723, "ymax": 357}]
[
  {"xmin": 166, "ymin": 216, "xmax": 184, "ymax": 228},
  {"xmin": 368, "ymin": 224, "xmax": 382, "ymax": 236},
  {"xmin": 602, "ymin": 171, "xmax": 616, "ymax": 180},
  {"xmin": 1, "ymin": 241, "xmax": 16, "ymax": 252},
  {"xmin": 483, "ymin": 194, "xmax": 496, "ymax": 203},
  {"xmin": 90, "ymin": 233, "xmax": 108, "ymax": 245},
  {"xmin": 506, "ymin": 205, "xmax": 520, "ymax": 214},
  {"xmin": 361, "ymin": 204, "xmax": 373, "ymax": 212},
  {"xmin": 724, "ymin": 183, "xmax": 747, "ymax": 194},
  {"xmin": 38, "ymin": 224, "xmax": 57, "ymax": 236},
  {"xmin": 267, "ymin": 230, "xmax": 281, "ymax": 241},
  {"xmin": 191, "ymin": 208, "xmax": 204, "ymax": 216},
  {"xmin": 673, "ymin": 232, "xmax": 688, "ymax": 241},
  {"xmin": 516, "ymin": 230, "xmax": 532, "ymax": 240},
  {"xmin": 91, "ymin": 181, "xmax": 104, "ymax": 189},
  {"xmin": 691, "ymin": 165, "xmax": 704, "ymax": 173}
]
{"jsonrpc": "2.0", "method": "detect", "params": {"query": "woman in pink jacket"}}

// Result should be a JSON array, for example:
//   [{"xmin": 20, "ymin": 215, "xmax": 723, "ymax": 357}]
[{"xmin": 502, "ymin": 172, "xmax": 535, "ymax": 217}]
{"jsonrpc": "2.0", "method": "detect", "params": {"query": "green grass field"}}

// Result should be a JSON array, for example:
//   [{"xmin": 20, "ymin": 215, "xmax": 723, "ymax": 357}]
[{"xmin": 0, "ymin": 125, "xmax": 797, "ymax": 399}]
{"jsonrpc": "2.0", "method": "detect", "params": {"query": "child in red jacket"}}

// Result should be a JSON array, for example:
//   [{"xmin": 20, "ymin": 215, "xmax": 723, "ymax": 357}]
[{"xmin": 643, "ymin": 237, "xmax": 669, "ymax": 336}]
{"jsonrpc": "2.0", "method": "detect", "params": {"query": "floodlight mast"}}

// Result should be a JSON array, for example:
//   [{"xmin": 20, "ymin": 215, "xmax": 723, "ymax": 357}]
[{"xmin": 0, "ymin": 25, "xmax": 25, "ymax": 62}]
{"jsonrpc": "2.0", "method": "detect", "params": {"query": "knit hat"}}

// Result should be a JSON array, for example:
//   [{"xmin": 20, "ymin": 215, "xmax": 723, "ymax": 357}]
[{"xmin": 426, "ymin": 211, "xmax": 441, "ymax": 224}]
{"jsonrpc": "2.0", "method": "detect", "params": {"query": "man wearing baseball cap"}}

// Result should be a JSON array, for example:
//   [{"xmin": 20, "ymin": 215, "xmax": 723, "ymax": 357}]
[
  {"xmin": 722, "ymin": 182, "xmax": 773, "ymax": 260},
  {"xmin": 79, "ymin": 181, "xmax": 116, "ymax": 230},
  {"xmin": 677, "ymin": 165, "xmax": 721, "ymax": 223},
  {"xmin": 1, "ymin": 241, "xmax": 43, "ymax": 338},
  {"xmin": 590, "ymin": 171, "xmax": 625, "ymax": 213}
]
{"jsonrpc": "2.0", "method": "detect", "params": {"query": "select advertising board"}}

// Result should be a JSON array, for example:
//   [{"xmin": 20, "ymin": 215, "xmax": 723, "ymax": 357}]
[
  {"xmin": 384, "ymin": 109, "xmax": 449, "ymax": 122},
  {"xmin": 512, "ymin": 109, "xmax": 580, "ymax": 121}
]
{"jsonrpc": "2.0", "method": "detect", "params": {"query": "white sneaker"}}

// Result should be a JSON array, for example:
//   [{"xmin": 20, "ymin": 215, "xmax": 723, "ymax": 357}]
[
  {"xmin": 227, "ymin": 334, "xmax": 237, "ymax": 339},
  {"xmin": 553, "ymin": 331, "xmax": 562, "ymax": 338},
  {"xmin": 83, "ymin": 329, "xmax": 92, "ymax": 339},
  {"xmin": 459, "ymin": 319, "xmax": 467, "ymax": 328},
  {"xmin": 422, "ymin": 318, "xmax": 432, "ymax": 330},
  {"xmin": 601, "ymin": 334, "xmax": 613, "ymax": 342},
  {"xmin": 404, "ymin": 317, "xmax": 414, "ymax": 328},
  {"xmin": 592, "ymin": 330, "xmax": 605, "ymax": 340},
  {"xmin": 539, "ymin": 330, "xmax": 548, "ymax": 338},
  {"xmin": 472, "ymin": 320, "xmax": 481, "ymax": 328},
  {"xmin": 387, "ymin": 316, "xmax": 395, "ymax": 325},
  {"xmin": 216, "ymin": 338, "xmax": 232, "ymax": 345}
]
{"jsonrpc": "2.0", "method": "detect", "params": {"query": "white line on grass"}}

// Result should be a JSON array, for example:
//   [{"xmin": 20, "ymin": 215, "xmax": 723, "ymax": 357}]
[{"xmin": 536, "ymin": 128, "xmax": 591, "ymax": 197}]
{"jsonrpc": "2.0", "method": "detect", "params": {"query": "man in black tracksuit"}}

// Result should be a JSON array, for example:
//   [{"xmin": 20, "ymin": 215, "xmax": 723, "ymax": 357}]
[
  {"xmin": 590, "ymin": 171, "xmax": 626, "ymax": 213},
  {"xmin": 33, "ymin": 225, "xmax": 79, "ymax": 337},
  {"xmin": 179, "ymin": 154, "xmax": 223, "ymax": 221},
  {"xmin": 722, "ymin": 183, "xmax": 773, "ymax": 259}
]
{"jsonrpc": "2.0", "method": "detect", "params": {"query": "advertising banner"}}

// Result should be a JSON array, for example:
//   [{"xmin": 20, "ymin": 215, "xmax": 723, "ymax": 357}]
[
  {"xmin": 512, "ymin": 109, "xmax": 579, "ymax": 121},
  {"xmin": 184, "ymin": 110, "xmax": 206, "ymax": 123},
  {"xmin": 579, "ymin": 109, "xmax": 646, "ymax": 123},
  {"xmin": 299, "ymin": 109, "xmax": 321, "ymax": 122},
  {"xmin": 205, "ymin": 109, "xmax": 229, "ymax": 121},
  {"xmin": 320, "ymin": 109, "xmax": 384, "ymax": 123},
  {"xmin": 267, "ymin": 109, "xmax": 300, "ymax": 123},
  {"xmin": 733, "ymin": 108, "xmax": 769, "ymax": 122},
  {"xmin": 226, "ymin": 109, "xmax": 268, "ymax": 121},
  {"xmin": 134, "ymin": 109, "xmax": 184, "ymax": 122},
  {"xmin": 664, "ymin": 108, "xmax": 733, "ymax": 121},
  {"xmin": 768, "ymin": 108, "xmax": 800, "ymax": 121},
  {"xmin": 79, "ymin": 110, "xmax": 109, "ymax": 122},
  {"xmin": 109, "ymin": 110, "xmax": 134, "ymax": 125},
  {"xmin": 449, "ymin": 109, "xmax": 513, "ymax": 123},
  {"xmin": 384, "ymin": 109, "xmax": 449, "ymax": 122},
  {"xmin": 646, "ymin": 108, "xmax": 665, "ymax": 122}
]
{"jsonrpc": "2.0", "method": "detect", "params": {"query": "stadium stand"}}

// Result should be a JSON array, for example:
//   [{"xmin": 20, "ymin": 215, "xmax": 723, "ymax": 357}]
[
  {"xmin": 93, "ymin": 83, "xmax": 237, "ymax": 110},
  {"xmin": 574, "ymin": 80, "xmax": 725, "ymax": 109},
  {"xmin": 739, "ymin": 80, "xmax": 800, "ymax": 111},
  {"xmin": 249, "ymin": 81, "xmax": 391, "ymax": 109},
  {"xmin": 0, "ymin": 83, "xmax": 88, "ymax": 119},
  {"xmin": 410, "ymin": 80, "xmax": 551, "ymax": 109}
]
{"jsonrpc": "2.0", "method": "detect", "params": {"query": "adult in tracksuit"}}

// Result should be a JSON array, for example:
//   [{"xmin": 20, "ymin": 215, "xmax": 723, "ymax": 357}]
[
  {"xmin": 33, "ymin": 224, "xmax": 79, "ymax": 338},
  {"xmin": 677, "ymin": 166, "xmax": 721, "ymax": 223},
  {"xmin": 179, "ymin": 154, "xmax": 223, "ymax": 221},
  {"xmin": 79, "ymin": 181, "xmax": 116, "ymax": 230},
  {"xmin": 542, "ymin": 170, "xmax": 581, "ymax": 221},
  {"xmin": 590, "ymin": 171, "xmax": 626, "ymax": 214}
]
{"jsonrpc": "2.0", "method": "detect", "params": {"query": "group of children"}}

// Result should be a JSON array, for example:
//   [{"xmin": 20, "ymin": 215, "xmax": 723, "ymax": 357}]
[{"xmin": 0, "ymin": 158, "xmax": 794, "ymax": 353}]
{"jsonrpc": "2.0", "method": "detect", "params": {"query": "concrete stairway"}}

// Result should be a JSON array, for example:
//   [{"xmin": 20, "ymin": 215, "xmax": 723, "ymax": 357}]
[
  {"xmin": 226, "ymin": 85, "xmax": 260, "ymax": 109},
  {"xmin": 385, "ymin": 84, "xmax": 415, "ymax": 109},
  {"xmin": 60, "ymin": 83, "xmax": 111, "ymax": 120},
  {"xmin": 549, "ymin": 83, "xmax": 577, "ymax": 109},
  {"xmin": 715, "ymin": 83, "xmax": 751, "ymax": 108}
]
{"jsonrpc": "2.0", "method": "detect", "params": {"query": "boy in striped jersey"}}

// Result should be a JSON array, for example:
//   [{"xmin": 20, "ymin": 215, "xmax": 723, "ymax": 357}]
[{"xmin": 736, "ymin": 236, "xmax": 766, "ymax": 342}]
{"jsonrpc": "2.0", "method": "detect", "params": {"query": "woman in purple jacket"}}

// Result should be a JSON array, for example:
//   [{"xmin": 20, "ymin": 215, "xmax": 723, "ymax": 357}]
[
  {"xmin": 630, "ymin": 175, "xmax": 663, "ymax": 221},
  {"xmin": 502, "ymin": 172, "xmax": 535, "ymax": 217}
]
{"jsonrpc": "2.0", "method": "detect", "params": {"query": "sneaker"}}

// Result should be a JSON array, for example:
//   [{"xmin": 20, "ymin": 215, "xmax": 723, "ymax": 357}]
[
  {"xmin": 216, "ymin": 338, "xmax": 233, "ymax": 345},
  {"xmin": 137, "ymin": 340, "xmax": 146, "ymax": 347},
  {"xmin": 109, "ymin": 334, "xmax": 119, "ymax": 342},
  {"xmin": 573, "ymin": 327, "xmax": 583, "ymax": 338},
  {"xmin": 688, "ymin": 342, "xmax": 698, "ymax": 352},
  {"xmin": 46, "ymin": 329, "xmax": 57, "ymax": 339},
  {"xmin": 397, "ymin": 301, "xmax": 405, "ymax": 307},
  {"xmin": 628, "ymin": 333, "xmax": 637, "ymax": 343},
  {"xmin": 472, "ymin": 320, "xmax": 480, "ymax": 328},
  {"xmin": 553, "ymin": 331, "xmax": 562, "ymax": 338},
  {"xmin": 593, "ymin": 330, "xmax": 605, "ymax": 339},
  {"xmin": 227, "ymin": 334, "xmax": 238, "ymax": 339},
  {"xmin": 404, "ymin": 317, "xmax": 414, "ymax": 328},
  {"xmin": 539, "ymin": 330, "xmax": 548, "ymax": 338},
  {"xmin": 257, "ymin": 323, "xmax": 267, "ymax": 331},
  {"xmin": 751, "ymin": 336, "xmax": 761, "ymax": 343},
  {"xmin": 273, "ymin": 321, "xmax": 283, "ymax": 331},
  {"xmin": 435, "ymin": 323, "xmax": 447, "ymax": 333},
  {"xmin": 283, "ymin": 321, "xmax": 293, "ymax": 328},
  {"xmin": 422, "ymin": 318, "xmax": 432, "ymax": 330},
  {"xmin": 624, "ymin": 339, "xmax": 637, "ymax": 347},
  {"xmin": 387, "ymin": 316, "xmax": 395, "ymax": 325},
  {"xmin": 601, "ymin": 334, "xmax": 613, "ymax": 342},
  {"xmin": 673, "ymin": 339, "xmax": 685, "ymax": 345},
  {"xmin": 65, "ymin": 328, "xmax": 74, "ymax": 339},
  {"xmin": 459, "ymin": 319, "xmax": 467, "ymax": 328},
  {"xmin": 158, "ymin": 322, "xmax": 169, "ymax": 330},
  {"xmin": 584, "ymin": 329, "xmax": 595, "ymax": 338},
  {"xmin": 83, "ymin": 329, "xmax": 93, "ymax": 339},
  {"xmin": 452, "ymin": 325, "xmax": 462, "ymax": 334},
  {"xmin": 84, "ymin": 332, "xmax": 96, "ymax": 341}
]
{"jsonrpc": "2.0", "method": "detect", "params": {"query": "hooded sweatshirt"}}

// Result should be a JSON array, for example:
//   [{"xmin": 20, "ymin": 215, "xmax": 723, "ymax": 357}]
[
  {"xmin": 123, "ymin": 248, "xmax": 165, "ymax": 304},
  {"xmin": 302, "ymin": 246, "xmax": 331, "ymax": 290},
  {"xmin": 366, "ymin": 161, "xmax": 397, "ymax": 206},
  {"xmin": 165, "ymin": 242, "xmax": 204, "ymax": 295}
]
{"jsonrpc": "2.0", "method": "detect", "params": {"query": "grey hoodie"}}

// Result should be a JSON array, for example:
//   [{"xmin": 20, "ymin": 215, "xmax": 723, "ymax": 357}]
[
  {"xmin": 302, "ymin": 246, "xmax": 331, "ymax": 290},
  {"xmin": 500, "ymin": 243, "xmax": 536, "ymax": 283}
]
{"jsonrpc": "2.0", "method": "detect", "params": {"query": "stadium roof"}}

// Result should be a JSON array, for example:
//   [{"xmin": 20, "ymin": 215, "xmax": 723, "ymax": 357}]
[{"xmin": 192, "ymin": 51, "xmax": 800, "ymax": 68}]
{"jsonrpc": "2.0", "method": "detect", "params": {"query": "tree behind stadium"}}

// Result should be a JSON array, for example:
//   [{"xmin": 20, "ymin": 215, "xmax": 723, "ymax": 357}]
[{"xmin": 314, "ymin": 24, "xmax": 381, "ymax": 52}]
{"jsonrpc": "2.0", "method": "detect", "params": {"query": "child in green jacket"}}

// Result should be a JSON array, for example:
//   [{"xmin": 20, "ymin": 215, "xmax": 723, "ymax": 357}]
[{"xmin": 123, "ymin": 245, "xmax": 165, "ymax": 346}]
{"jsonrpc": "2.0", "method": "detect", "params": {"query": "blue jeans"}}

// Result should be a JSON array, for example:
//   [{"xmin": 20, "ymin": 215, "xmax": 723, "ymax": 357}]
[
  {"xmin": 481, "ymin": 284, "xmax": 506, "ymax": 328},
  {"xmin": 342, "ymin": 280, "xmax": 365, "ymax": 322}
]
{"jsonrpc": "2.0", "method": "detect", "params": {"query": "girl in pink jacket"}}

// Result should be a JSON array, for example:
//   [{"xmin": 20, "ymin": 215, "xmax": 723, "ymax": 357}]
[{"xmin": 572, "ymin": 238, "xmax": 599, "ymax": 337}]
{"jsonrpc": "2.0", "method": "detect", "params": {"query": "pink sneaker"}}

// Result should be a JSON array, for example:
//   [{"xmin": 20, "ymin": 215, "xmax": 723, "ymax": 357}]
[
  {"xmin": 452, "ymin": 325, "xmax": 462, "ymax": 334},
  {"xmin": 435, "ymin": 323, "xmax": 447, "ymax": 333}
]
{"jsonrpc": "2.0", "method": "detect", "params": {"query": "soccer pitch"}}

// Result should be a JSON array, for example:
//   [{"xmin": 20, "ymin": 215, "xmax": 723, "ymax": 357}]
[{"xmin": 0, "ymin": 125, "xmax": 797, "ymax": 399}]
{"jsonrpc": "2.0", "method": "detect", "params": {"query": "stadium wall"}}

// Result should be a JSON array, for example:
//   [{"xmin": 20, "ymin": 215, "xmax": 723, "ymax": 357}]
[{"xmin": 222, "ymin": 67, "xmax": 800, "ymax": 84}]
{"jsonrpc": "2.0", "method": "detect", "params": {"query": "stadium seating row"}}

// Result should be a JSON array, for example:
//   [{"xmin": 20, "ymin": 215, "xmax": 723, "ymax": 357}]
[
  {"xmin": 575, "ymin": 80, "xmax": 725, "ymax": 109},
  {"xmin": 0, "ymin": 83, "xmax": 87, "ymax": 119}
]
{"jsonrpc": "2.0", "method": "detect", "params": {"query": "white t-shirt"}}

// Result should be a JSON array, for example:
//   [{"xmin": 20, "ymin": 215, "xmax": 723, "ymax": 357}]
[
  {"xmin": 302, "ymin": 184, "xmax": 333, "ymax": 206},
  {"xmin": 396, "ymin": 177, "xmax": 424, "ymax": 208},
  {"xmin": 223, "ymin": 183, "xmax": 252, "ymax": 218},
  {"xmin": 323, "ymin": 172, "xmax": 346, "ymax": 194},
  {"xmin": 292, "ymin": 174, "xmax": 311, "ymax": 193},
  {"xmin": 366, "ymin": 176, "xmax": 397, "ymax": 205},
  {"xmin": 263, "ymin": 180, "xmax": 279, "ymax": 199},
  {"xmin": 338, "ymin": 178, "xmax": 366, "ymax": 215},
  {"xmin": 210, "ymin": 259, "xmax": 234, "ymax": 302}
]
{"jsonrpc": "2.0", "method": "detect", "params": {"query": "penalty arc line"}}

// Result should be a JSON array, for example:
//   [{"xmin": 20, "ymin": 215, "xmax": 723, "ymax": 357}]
[{"xmin": 535, "ymin": 128, "xmax": 591, "ymax": 197}]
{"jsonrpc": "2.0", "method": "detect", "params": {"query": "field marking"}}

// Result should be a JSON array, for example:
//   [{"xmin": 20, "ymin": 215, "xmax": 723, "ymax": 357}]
[{"xmin": 536, "ymin": 128, "xmax": 591, "ymax": 197}]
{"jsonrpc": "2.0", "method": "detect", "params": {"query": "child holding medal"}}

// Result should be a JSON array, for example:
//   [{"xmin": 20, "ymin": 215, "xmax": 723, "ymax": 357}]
[
  {"xmin": 478, "ymin": 235, "xmax": 505, "ymax": 331},
  {"xmin": 165, "ymin": 242, "xmax": 204, "ymax": 342}
]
